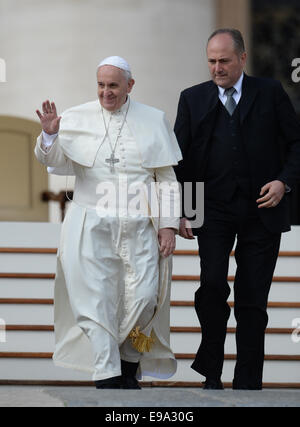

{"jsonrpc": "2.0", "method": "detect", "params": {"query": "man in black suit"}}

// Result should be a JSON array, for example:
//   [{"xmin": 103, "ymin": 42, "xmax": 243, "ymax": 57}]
[{"xmin": 174, "ymin": 28, "xmax": 300, "ymax": 390}]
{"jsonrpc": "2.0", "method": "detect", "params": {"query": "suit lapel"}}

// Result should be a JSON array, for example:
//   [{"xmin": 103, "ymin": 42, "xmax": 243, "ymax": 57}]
[
  {"xmin": 239, "ymin": 74, "xmax": 258, "ymax": 123},
  {"xmin": 192, "ymin": 82, "xmax": 219, "ymax": 163},
  {"xmin": 195, "ymin": 81, "xmax": 219, "ymax": 142},
  {"xmin": 203, "ymin": 82, "xmax": 219, "ymax": 118}
]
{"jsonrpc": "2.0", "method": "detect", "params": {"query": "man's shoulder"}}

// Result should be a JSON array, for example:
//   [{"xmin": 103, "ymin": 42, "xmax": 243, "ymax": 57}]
[
  {"xmin": 180, "ymin": 75, "xmax": 283, "ymax": 96},
  {"xmin": 130, "ymin": 99, "xmax": 165, "ymax": 119},
  {"xmin": 131, "ymin": 100, "xmax": 165, "ymax": 115},
  {"xmin": 244, "ymin": 74, "xmax": 283, "ymax": 90},
  {"xmin": 62, "ymin": 100, "xmax": 99, "ymax": 116},
  {"xmin": 180, "ymin": 80, "xmax": 215, "ymax": 97}
]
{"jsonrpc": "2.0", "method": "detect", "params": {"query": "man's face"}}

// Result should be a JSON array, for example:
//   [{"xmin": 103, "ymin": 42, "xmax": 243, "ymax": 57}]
[
  {"xmin": 97, "ymin": 65, "xmax": 135, "ymax": 112},
  {"xmin": 207, "ymin": 33, "xmax": 247, "ymax": 89}
]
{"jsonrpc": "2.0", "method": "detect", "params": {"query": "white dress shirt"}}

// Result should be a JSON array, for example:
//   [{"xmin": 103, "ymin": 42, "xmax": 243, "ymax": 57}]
[
  {"xmin": 218, "ymin": 72, "xmax": 244, "ymax": 106},
  {"xmin": 41, "ymin": 130, "xmax": 58, "ymax": 152}
]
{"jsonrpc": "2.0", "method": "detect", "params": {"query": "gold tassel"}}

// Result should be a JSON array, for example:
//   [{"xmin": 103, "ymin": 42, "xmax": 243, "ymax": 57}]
[{"xmin": 129, "ymin": 326, "xmax": 155, "ymax": 353}]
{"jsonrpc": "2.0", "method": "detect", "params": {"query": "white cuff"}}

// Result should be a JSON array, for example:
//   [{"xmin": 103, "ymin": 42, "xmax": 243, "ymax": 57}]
[{"xmin": 41, "ymin": 131, "xmax": 58, "ymax": 151}]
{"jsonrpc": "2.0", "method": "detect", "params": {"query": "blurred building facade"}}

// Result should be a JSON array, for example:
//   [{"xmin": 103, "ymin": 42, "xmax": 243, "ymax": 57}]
[{"xmin": 0, "ymin": 0, "xmax": 299, "ymax": 223}]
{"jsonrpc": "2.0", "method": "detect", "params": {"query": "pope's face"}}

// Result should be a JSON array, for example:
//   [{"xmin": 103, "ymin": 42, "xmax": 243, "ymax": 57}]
[
  {"xmin": 97, "ymin": 65, "xmax": 135, "ymax": 112},
  {"xmin": 207, "ymin": 33, "xmax": 247, "ymax": 89}
]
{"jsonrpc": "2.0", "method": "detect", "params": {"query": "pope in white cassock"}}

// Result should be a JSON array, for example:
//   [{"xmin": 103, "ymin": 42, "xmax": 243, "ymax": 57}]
[{"xmin": 35, "ymin": 56, "xmax": 182, "ymax": 389}]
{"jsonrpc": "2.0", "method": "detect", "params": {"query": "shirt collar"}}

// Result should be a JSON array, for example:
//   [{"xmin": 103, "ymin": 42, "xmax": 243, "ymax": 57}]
[{"xmin": 218, "ymin": 72, "xmax": 244, "ymax": 97}]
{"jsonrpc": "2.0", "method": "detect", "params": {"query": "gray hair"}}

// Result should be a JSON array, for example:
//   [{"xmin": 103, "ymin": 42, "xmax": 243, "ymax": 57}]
[
  {"xmin": 122, "ymin": 69, "xmax": 133, "ymax": 81},
  {"xmin": 207, "ymin": 28, "xmax": 246, "ymax": 55}
]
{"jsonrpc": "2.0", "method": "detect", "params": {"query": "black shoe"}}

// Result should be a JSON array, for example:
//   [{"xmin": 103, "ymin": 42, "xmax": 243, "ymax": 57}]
[
  {"xmin": 202, "ymin": 378, "xmax": 224, "ymax": 390},
  {"xmin": 95, "ymin": 375, "xmax": 122, "ymax": 389},
  {"xmin": 121, "ymin": 360, "xmax": 142, "ymax": 390}
]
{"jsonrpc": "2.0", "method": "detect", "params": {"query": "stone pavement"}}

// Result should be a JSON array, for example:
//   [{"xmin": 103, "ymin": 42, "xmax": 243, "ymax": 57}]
[{"xmin": 0, "ymin": 386, "xmax": 300, "ymax": 407}]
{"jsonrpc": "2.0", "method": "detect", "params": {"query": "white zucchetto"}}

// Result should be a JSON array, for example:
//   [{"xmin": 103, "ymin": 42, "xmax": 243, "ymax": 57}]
[{"xmin": 97, "ymin": 56, "xmax": 131, "ymax": 73}]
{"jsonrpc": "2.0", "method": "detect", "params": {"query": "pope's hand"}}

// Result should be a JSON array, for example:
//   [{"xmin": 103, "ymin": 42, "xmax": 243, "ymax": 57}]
[
  {"xmin": 36, "ymin": 100, "xmax": 61, "ymax": 135},
  {"xmin": 158, "ymin": 228, "xmax": 176, "ymax": 258}
]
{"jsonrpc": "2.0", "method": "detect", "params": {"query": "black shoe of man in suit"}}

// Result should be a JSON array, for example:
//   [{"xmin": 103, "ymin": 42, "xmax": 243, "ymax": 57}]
[{"xmin": 202, "ymin": 377, "xmax": 224, "ymax": 390}]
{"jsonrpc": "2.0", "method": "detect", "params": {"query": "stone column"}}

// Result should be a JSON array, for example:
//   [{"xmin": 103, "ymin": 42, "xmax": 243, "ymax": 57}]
[{"xmin": 215, "ymin": 0, "xmax": 251, "ymax": 72}]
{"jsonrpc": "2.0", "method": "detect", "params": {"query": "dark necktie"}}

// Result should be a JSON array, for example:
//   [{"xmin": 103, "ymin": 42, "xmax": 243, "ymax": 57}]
[{"xmin": 224, "ymin": 87, "xmax": 237, "ymax": 116}]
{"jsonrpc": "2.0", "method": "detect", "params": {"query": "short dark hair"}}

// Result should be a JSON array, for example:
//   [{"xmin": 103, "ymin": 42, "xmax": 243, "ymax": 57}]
[{"xmin": 207, "ymin": 28, "xmax": 245, "ymax": 54}]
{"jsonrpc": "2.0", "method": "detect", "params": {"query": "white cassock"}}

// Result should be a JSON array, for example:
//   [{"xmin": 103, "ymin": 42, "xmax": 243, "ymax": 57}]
[{"xmin": 35, "ymin": 97, "xmax": 182, "ymax": 381}]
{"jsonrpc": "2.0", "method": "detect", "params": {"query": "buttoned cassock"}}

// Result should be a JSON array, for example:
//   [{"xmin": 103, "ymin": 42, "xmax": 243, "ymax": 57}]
[{"xmin": 35, "ymin": 98, "xmax": 182, "ymax": 381}]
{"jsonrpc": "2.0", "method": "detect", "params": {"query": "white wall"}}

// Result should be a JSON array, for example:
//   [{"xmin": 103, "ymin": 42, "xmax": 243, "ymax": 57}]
[{"xmin": 0, "ymin": 0, "xmax": 216, "ymax": 222}]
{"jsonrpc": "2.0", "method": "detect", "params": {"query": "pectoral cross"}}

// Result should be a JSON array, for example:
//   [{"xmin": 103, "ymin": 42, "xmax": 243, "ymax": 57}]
[{"xmin": 105, "ymin": 152, "xmax": 120, "ymax": 172}]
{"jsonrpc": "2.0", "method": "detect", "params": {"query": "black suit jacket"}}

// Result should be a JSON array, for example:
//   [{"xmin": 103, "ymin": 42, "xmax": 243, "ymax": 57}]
[{"xmin": 174, "ymin": 74, "xmax": 300, "ymax": 234}]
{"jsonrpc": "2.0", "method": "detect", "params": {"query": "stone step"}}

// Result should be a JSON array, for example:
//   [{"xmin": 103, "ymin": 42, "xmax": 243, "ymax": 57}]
[{"xmin": 0, "ymin": 354, "xmax": 299, "ymax": 384}]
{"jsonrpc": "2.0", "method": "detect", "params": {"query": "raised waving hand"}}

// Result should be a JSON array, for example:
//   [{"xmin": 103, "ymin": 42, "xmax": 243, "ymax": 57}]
[{"xmin": 36, "ymin": 100, "xmax": 61, "ymax": 135}]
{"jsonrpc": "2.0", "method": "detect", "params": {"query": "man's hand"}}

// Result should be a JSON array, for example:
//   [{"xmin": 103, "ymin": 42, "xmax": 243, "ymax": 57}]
[
  {"xmin": 158, "ymin": 228, "xmax": 176, "ymax": 258},
  {"xmin": 256, "ymin": 180, "xmax": 285, "ymax": 209},
  {"xmin": 179, "ymin": 217, "xmax": 195, "ymax": 240},
  {"xmin": 36, "ymin": 100, "xmax": 61, "ymax": 135}
]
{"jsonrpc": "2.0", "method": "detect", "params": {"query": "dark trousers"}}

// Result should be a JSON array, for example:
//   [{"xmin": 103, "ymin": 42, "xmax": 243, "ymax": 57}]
[{"xmin": 191, "ymin": 192, "xmax": 281, "ymax": 389}]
